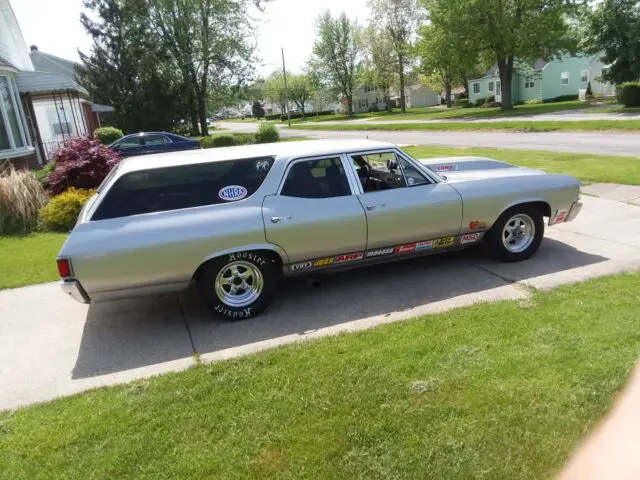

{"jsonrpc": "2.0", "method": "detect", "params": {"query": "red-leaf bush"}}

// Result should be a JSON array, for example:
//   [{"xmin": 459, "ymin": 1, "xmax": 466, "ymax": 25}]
[{"xmin": 48, "ymin": 137, "xmax": 121, "ymax": 195}]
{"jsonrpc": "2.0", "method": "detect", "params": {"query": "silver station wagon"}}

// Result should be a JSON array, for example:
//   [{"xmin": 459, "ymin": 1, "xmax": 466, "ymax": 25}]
[{"xmin": 57, "ymin": 139, "xmax": 582, "ymax": 319}]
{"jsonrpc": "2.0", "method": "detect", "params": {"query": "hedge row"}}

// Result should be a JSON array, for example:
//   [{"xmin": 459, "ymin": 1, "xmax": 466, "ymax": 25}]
[
  {"xmin": 619, "ymin": 83, "xmax": 640, "ymax": 107},
  {"xmin": 262, "ymin": 110, "xmax": 335, "ymax": 121}
]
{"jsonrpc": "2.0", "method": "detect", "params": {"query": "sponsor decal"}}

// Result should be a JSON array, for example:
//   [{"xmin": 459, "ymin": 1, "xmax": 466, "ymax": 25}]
[
  {"xmin": 214, "ymin": 304, "xmax": 252, "ymax": 318},
  {"xmin": 433, "ymin": 236, "xmax": 455, "ymax": 248},
  {"xmin": 228, "ymin": 251, "xmax": 267, "ymax": 266},
  {"xmin": 435, "ymin": 163, "xmax": 459, "ymax": 172},
  {"xmin": 553, "ymin": 209, "xmax": 567, "ymax": 223},
  {"xmin": 335, "ymin": 252, "xmax": 364, "ymax": 263},
  {"xmin": 313, "ymin": 257, "xmax": 335, "ymax": 267},
  {"xmin": 460, "ymin": 233, "xmax": 482, "ymax": 244},
  {"xmin": 469, "ymin": 220, "xmax": 487, "ymax": 230},
  {"xmin": 415, "ymin": 240, "xmax": 433, "ymax": 250},
  {"xmin": 256, "ymin": 160, "xmax": 270, "ymax": 171},
  {"xmin": 396, "ymin": 243, "xmax": 417, "ymax": 254},
  {"xmin": 218, "ymin": 185, "xmax": 248, "ymax": 201},
  {"xmin": 366, "ymin": 247, "xmax": 395, "ymax": 258},
  {"xmin": 407, "ymin": 177, "xmax": 415, "ymax": 185},
  {"xmin": 291, "ymin": 261, "xmax": 313, "ymax": 271}
]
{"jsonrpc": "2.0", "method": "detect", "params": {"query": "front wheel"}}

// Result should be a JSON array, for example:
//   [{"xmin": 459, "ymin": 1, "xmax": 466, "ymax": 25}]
[
  {"xmin": 197, "ymin": 252, "xmax": 279, "ymax": 320},
  {"xmin": 485, "ymin": 206, "xmax": 544, "ymax": 262}
]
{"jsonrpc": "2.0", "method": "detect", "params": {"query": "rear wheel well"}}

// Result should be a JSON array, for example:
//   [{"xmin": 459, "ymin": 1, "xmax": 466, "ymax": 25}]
[{"xmin": 192, "ymin": 249, "xmax": 283, "ymax": 283}]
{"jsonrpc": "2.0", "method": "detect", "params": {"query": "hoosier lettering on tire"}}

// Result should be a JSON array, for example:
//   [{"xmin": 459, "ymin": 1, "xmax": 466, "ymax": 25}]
[{"xmin": 197, "ymin": 251, "xmax": 279, "ymax": 320}]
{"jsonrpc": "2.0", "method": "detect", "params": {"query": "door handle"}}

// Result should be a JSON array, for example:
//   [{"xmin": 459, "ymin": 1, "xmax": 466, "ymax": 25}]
[
  {"xmin": 366, "ymin": 203, "xmax": 386, "ymax": 211},
  {"xmin": 271, "ymin": 216, "xmax": 292, "ymax": 224}
]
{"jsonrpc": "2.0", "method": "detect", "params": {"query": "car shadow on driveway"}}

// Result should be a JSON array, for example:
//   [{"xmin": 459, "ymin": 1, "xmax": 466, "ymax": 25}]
[{"xmin": 71, "ymin": 237, "xmax": 607, "ymax": 379}]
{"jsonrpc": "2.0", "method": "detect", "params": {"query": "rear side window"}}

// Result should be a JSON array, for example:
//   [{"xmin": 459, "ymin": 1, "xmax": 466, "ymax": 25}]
[{"xmin": 92, "ymin": 157, "xmax": 274, "ymax": 220}]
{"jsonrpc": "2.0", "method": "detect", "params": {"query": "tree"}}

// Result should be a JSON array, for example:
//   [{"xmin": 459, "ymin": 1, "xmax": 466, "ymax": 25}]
[
  {"xmin": 361, "ymin": 25, "xmax": 396, "ymax": 111},
  {"xmin": 262, "ymin": 72, "xmax": 288, "ymax": 114},
  {"xmin": 423, "ymin": 0, "xmax": 580, "ymax": 110},
  {"xmin": 146, "ymin": 0, "xmax": 263, "ymax": 135},
  {"xmin": 368, "ymin": 0, "xmax": 419, "ymax": 113},
  {"xmin": 252, "ymin": 100, "xmax": 265, "ymax": 118},
  {"xmin": 583, "ymin": 0, "xmax": 640, "ymax": 84},
  {"xmin": 312, "ymin": 11, "xmax": 361, "ymax": 116},
  {"xmin": 79, "ymin": 0, "xmax": 188, "ymax": 133},
  {"xmin": 288, "ymin": 74, "xmax": 312, "ymax": 118}
]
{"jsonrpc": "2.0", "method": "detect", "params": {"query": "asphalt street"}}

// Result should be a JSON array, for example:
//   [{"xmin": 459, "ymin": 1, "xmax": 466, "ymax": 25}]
[{"xmin": 2, "ymin": 195, "xmax": 639, "ymax": 410}]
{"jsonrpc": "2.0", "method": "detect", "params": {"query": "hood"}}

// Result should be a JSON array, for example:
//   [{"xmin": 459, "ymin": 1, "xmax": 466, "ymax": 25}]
[
  {"xmin": 437, "ymin": 167, "xmax": 546, "ymax": 183},
  {"xmin": 417, "ymin": 156, "xmax": 545, "ymax": 183}
]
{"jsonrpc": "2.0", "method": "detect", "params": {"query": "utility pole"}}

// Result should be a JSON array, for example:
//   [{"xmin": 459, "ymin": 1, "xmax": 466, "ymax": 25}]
[{"xmin": 281, "ymin": 47, "xmax": 291, "ymax": 127}]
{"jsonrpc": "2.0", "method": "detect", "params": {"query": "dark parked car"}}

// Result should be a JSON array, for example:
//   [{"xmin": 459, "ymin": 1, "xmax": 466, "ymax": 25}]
[{"xmin": 108, "ymin": 132, "xmax": 200, "ymax": 157}]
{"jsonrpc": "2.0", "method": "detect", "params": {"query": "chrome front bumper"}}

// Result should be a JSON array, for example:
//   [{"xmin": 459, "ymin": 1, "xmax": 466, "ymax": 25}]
[
  {"xmin": 60, "ymin": 279, "xmax": 90, "ymax": 304},
  {"xmin": 565, "ymin": 200, "xmax": 583, "ymax": 223},
  {"xmin": 549, "ymin": 200, "xmax": 583, "ymax": 226}
]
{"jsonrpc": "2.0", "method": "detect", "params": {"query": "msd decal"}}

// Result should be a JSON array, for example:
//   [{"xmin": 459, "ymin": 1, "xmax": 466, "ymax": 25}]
[
  {"xmin": 460, "ymin": 233, "xmax": 482, "ymax": 244},
  {"xmin": 396, "ymin": 244, "xmax": 416, "ymax": 254},
  {"xmin": 335, "ymin": 252, "xmax": 364, "ymax": 263}
]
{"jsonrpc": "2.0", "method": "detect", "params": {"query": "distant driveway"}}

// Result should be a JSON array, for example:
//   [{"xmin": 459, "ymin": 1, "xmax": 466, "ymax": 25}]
[{"xmin": 221, "ymin": 122, "xmax": 640, "ymax": 157}]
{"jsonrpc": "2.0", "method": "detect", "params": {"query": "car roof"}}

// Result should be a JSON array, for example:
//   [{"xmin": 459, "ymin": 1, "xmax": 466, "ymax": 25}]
[{"xmin": 116, "ymin": 139, "xmax": 396, "ymax": 176}]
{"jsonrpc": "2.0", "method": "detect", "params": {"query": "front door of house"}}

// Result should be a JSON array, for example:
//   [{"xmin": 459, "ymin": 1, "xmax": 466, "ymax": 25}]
[{"xmin": 495, "ymin": 81, "xmax": 502, "ymax": 103}]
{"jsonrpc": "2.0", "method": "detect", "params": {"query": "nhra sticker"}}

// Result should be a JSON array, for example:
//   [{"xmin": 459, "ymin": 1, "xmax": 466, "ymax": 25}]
[
  {"xmin": 366, "ymin": 247, "xmax": 395, "ymax": 258},
  {"xmin": 218, "ymin": 185, "xmax": 248, "ymax": 201},
  {"xmin": 335, "ymin": 252, "xmax": 364, "ymax": 263},
  {"xmin": 460, "ymin": 233, "xmax": 482, "ymax": 244},
  {"xmin": 433, "ymin": 236, "xmax": 455, "ymax": 248}
]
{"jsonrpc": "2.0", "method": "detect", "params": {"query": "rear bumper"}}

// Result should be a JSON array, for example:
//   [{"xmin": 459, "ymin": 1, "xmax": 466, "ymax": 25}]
[{"xmin": 60, "ymin": 279, "xmax": 90, "ymax": 304}]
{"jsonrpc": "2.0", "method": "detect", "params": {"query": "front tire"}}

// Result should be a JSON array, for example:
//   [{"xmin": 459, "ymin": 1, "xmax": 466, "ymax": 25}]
[
  {"xmin": 197, "ymin": 251, "xmax": 279, "ymax": 320},
  {"xmin": 485, "ymin": 206, "xmax": 544, "ymax": 262}
]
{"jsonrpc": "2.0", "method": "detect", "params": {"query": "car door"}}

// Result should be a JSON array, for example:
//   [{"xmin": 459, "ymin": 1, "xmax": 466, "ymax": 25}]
[
  {"xmin": 141, "ymin": 134, "xmax": 171, "ymax": 155},
  {"xmin": 262, "ymin": 155, "xmax": 367, "ymax": 265},
  {"xmin": 347, "ymin": 150, "xmax": 463, "ymax": 249},
  {"xmin": 112, "ymin": 136, "xmax": 144, "ymax": 157}
]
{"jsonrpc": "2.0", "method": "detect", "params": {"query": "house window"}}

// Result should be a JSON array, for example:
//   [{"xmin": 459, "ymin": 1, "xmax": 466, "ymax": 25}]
[
  {"xmin": 525, "ymin": 77, "xmax": 535, "ymax": 88},
  {"xmin": 488, "ymin": 81, "xmax": 494, "ymax": 92},
  {"xmin": 561, "ymin": 72, "xmax": 570, "ymax": 85},
  {"xmin": 580, "ymin": 70, "xmax": 589, "ymax": 83},
  {"xmin": 0, "ymin": 75, "xmax": 27, "ymax": 152},
  {"xmin": 473, "ymin": 83, "xmax": 480, "ymax": 94}
]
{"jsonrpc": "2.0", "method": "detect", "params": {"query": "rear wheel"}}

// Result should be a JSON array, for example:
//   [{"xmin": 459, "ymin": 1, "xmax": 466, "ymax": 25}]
[
  {"xmin": 485, "ymin": 206, "xmax": 544, "ymax": 262},
  {"xmin": 197, "ymin": 252, "xmax": 279, "ymax": 320}
]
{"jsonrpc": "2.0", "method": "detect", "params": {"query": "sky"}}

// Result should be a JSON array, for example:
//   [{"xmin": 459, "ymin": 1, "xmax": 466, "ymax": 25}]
[{"xmin": 11, "ymin": 0, "xmax": 370, "ymax": 76}]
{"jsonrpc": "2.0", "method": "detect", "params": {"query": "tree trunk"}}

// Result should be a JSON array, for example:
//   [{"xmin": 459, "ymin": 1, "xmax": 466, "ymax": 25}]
[
  {"xmin": 301, "ymin": 102, "xmax": 305, "ymax": 119},
  {"xmin": 398, "ymin": 51, "xmax": 406, "ymax": 114},
  {"xmin": 497, "ymin": 55, "xmax": 514, "ymax": 111},
  {"xmin": 188, "ymin": 93, "xmax": 200, "ymax": 137},
  {"xmin": 444, "ymin": 75, "xmax": 452, "ymax": 108},
  {"xmin": 197, "ymin": 89, "xmax": 208, "ymax": 136},
  {"xmin": 346, "ymin": 94, "xmax": 353, "ymax": 116}
]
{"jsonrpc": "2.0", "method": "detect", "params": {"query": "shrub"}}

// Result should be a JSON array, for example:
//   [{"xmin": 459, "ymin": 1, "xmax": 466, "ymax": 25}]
[
  {"xmin": 525, "ymin": 98, "xmax": 543, "ymax": 105},
  {"xmin": 35, "ymin": 161, "xmax": 55, "ymax": 189},
  {"xmin": 264, "ymin": 113, "xmax": 281, "ymax": 121},
  {"xmin": 47, "ymin": 137, "xmax": 121, "ymax": 195},
  {"xmin": 39, "ymin": 188, "xmax": 95, "ymax": 232},
  {"xmin": 233, "ymin": 133, "xmax": 256, "ymax": 145},
  {"xmin": 94, "ymin": 126, "xmax": 124, "ymax": 145},
  {"xmin": 543, "ymin": 94, "xmax": 579, "ymax": 103},
  {"xmin": 619, "ymin": 82, "xmax": 640, "ymax": 107},
  {"xmin": 586, "ymin": 81, "xmax": 593, "ymax": 97},
  {"xmin": 453, "ymin": 98, "xmax": 468, "ymax": 107},
  {"xmin": 0, "ymin": 166, "xmax": 47, "ymax": 235},
  {"xmin": 255, "ymin": 122, "xmax": 280, "ymax": 143}
]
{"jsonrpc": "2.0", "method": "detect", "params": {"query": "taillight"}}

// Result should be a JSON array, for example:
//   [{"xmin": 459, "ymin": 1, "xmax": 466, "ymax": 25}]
[{"xmin": 57, "ymin": 258, "xmax": 72, "ymax": 278}]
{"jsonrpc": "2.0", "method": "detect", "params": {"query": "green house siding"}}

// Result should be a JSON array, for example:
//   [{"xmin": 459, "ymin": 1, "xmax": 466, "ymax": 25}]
[
  {"xmin": 518, "ymin": 73, "xmax": 543, "ymax": 102},
  {"xmin": 469, "ymin": 74, "xmax": 519, "ymax": 105},
  {"xmin": 541, "ymin": 56, "xmax": 591, "ymax": 100}
]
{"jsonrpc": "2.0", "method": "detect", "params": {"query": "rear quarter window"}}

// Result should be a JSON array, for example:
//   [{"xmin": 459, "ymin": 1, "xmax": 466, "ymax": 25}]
[{"xmin": 92, "ymin": 157, "xmax": 274, "ymax": 220}]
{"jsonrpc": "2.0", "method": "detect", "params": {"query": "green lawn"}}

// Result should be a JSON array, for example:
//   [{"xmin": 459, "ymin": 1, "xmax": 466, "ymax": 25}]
[
  {"xmin": 402, "ymin": 146, "xmax": 640, "ymax": 185},
  {"xmin": 0, "ymin": 233, "xmax": 66, "ymax": 289},
  {"xmin": 292, "ymin": 119, "xmax": 640, "ymax": 132},
  {"xmin": 2, "ymin": 273, "xmax": 639, "ymax": 479},
  {"xmin": 582, "ymin": 106, "xmax": 640, "ymax": 114}
]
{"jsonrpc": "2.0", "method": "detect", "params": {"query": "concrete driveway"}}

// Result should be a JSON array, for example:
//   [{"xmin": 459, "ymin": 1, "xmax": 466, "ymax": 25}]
[{"xmin": 1, "ymin": 195, "xmax": 640, "ymax": 410}]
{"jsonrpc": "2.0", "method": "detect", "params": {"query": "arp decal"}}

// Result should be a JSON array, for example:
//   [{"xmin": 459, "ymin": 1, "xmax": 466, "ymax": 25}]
[
  {"xmin": 415, "ymin": 240, "xmax": 433, "ymax": 250},
  {"xmin": 460, "ymin": 233, "xmax": 482, "ymax": 244},
  {"xmin": 366, "ymin": 247, "xmax": 395, "ymax": 258},
  {"xmin": 290, "ymin": 261, "xmax": 313, "ymax": 271},
  {"xmin": 335, "ymin": 252, "xmax": 364, "ymax": 263},
  {"xmin": 218, "ymin": 185, "xmax": 248, "ymax": 202},
  {"xmin": 396, "ymin": 244, "xmax": 416, "ymax": 254},
  {"xmin": 313, "ymin": 257, "xmax": 335, "ymax": 267},
  {"xmin": 433, "ymin": 236, "xmax": 455, "ymax": 248},
  {"xmin": 469, "ymin": 220, "xmax": 487, "ymax": 230}
]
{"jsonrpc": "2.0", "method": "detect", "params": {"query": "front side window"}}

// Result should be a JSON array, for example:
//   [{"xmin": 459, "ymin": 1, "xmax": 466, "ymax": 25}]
[
  {"xmin": 561, "ymin": 72, "xmax": 570, "ymax": 85},
  {"xmin": 92, "ymin": 157, "xmax": 275, "ymax": 220},
  {"xmin": 144, "ymin": 135, "xmax": 169, "ymax": 145},
  {"xmin": 473, "ymin": 83, "xmax": 480, "ymax": 94},
  {"xmin": 0, "ymin": 76, "xmax": 25, "ymax": 149},
  {"xmin": 118, "ymin": 137, "xmax": 143, "ymax": 149},
  {"xmin": 350, "ymin": 151, "xmax": 430, "ymax": 192},
  {"xmin": 281, "ymin": 157, "xmax": 350, "ymax": 199}
]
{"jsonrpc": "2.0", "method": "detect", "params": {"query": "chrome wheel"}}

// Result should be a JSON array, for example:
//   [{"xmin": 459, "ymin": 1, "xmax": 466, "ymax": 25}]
[
  {"xmin": 502, "ymin": 213, "xmax": 535, "ymax": 253},
  {"xmin": 214, "ymin": 261, "xmax": 264, "ymax": 308}
]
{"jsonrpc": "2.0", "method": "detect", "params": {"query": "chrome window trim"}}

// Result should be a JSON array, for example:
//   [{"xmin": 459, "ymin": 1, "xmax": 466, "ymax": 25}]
[{"xmin": 277, "ymin": 154, "xmax": 357, "ymax": 196}]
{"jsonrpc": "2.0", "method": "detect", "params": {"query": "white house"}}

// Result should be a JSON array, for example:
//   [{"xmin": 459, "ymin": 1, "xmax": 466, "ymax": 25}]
[
  {"xmin": 350, "ymin": 84, "xmax": 387, "ymax": 114},
  {"xmin": 390, "ymin": 84, "xmax": 440, "ymax": 109}
]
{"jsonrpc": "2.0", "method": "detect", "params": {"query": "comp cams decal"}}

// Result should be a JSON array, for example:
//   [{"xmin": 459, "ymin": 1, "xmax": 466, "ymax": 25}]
[{"xmin": 218, "ymin": 185, "xmax": 248, "ymax": 201}]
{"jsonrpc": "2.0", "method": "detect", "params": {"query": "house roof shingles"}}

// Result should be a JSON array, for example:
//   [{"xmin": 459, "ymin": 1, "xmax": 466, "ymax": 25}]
[
  {"xmin": 480, "ymin": 59, "xmax": 551, "ymax": 79},
  {"xmin": 16, "ymin": 70, "xmax": 88, "ymax": 96}
]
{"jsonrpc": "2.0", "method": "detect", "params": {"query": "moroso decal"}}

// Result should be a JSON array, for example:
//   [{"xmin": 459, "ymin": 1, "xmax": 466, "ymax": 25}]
[
  {"xmin": 291, "ymin": 261, "xmax": 313, "ymax": 271},
  {"xmin": 366, "ymin": 247, "xmax": 395, "ymax": 258},
  {"xmin": 433, "ymin": 236, "xmax": 455, "ymax": 248},
  {"xmin": 460, "ymin": 233, "xmax": 482, "ymax": 244},
  {"xmin": 335, "ymin": 252, "xmax": 364, "ymax": 263},
  {"xmin": 313, "ymin": 257, "xmax": 335, "ymax": 267},
  {"xmin": 396, "ymin": 244, "xmax": 417, "ymax": 254},
  {"xmin": 469, "ymin": 220, "xmax": 487, "ymax": 230}
]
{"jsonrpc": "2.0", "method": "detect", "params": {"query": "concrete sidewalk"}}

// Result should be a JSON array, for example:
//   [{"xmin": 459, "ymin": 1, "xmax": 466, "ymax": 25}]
[{"xmin": 1, "ymin": 195, "xmax": 640, "ymax": 410}]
